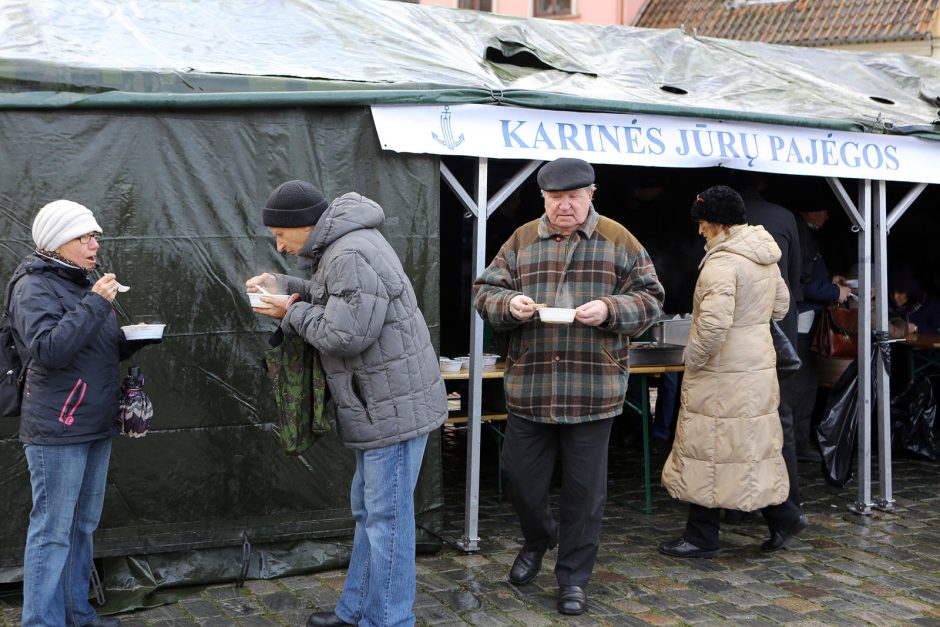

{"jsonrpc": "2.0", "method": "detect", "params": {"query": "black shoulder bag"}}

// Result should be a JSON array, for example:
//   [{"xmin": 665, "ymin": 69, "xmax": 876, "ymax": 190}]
[
  {"xmin": 0, "ymin": 275, "xmax": 29, "ymax": 417},
  {"xmin": 771, "ymin": 319, "xmax": 801, "ymax": 379}
]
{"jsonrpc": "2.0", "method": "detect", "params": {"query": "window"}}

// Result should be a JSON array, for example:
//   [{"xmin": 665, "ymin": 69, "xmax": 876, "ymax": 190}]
[
  {"xmin": 458, "ymin": 0, "xmax": 492, "ymax": 11},
  {"xmin": 534, "ymin": 0, "xmax": 572, "ymax": 17}
]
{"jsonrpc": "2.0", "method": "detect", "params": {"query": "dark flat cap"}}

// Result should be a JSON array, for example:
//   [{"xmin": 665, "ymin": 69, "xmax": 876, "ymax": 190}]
[{"xmin": 536, "ymin": 158, "xmax": 595, "ymax": 191}]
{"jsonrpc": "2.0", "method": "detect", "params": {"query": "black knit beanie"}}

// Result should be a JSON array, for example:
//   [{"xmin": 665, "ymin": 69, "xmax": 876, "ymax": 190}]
[
  {"xmin": 262, "ymin": 180, "xmax": 329, "ymax": 227},
  {"xmin": 690, "ymin": 185, "xmax": 747, "ymax": 226}
]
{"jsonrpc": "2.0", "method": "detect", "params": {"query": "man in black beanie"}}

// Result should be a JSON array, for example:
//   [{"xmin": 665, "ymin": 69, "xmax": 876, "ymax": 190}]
[{"xmin": 247, "ymin": 180, "xmax": 447, "ymax": 627}]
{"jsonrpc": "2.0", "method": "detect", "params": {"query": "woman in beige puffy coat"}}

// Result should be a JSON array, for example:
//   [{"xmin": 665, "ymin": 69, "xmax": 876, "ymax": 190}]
[{"xmin": 659, "ymin": 186, "xmax": 807, "ymax": 558}]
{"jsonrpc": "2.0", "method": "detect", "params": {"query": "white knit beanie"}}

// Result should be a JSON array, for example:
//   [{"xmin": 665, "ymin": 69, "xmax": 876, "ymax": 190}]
[{"xmin": 31, "ymin": 200, "xmax": 103, "ymax": 252}]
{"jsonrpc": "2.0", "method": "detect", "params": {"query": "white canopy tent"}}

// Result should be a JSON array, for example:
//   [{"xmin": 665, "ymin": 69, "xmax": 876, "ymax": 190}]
[{"xmin": 372, "ymin": 103, "xmax": 936, "ymax": 551}]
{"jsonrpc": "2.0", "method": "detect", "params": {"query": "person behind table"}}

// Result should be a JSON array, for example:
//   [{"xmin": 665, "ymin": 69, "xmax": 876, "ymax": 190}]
[
  {"xmin": 10, "ymin": 200, "xmax": 157, "ymax": 627},
  {"xmin": 246, "ymin": 180, "xmax": 447, "ymax": 627},
  {"xmin": 792, "ymin": 206, "xmax": 852, "ymax": 462},
  {"xmin": 472, "ymin": 158, "xmax": 665, "ymax": 616},
  {"xmin": 888, "ymin": 265, "xmax": 940, "ymax": 336},
  {"xmin": 659, "ymin": 185, "xmax": 806, "ymax": 558}
]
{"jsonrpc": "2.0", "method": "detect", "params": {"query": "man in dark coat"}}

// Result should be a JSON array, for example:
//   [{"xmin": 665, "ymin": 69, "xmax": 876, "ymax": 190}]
[
  {"xmin": 733, "ymin": 177, "xmax": 805, "ymax": 546},
  {"xmin": 793, "ymin": 207, "xmax": 852, "ymax": 461}
]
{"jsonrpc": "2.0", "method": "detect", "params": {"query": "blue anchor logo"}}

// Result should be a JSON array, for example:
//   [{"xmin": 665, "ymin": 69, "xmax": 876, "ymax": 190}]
[{"xmin": 432, "ymin": 106, "xmax": 465, "ymax": 149}]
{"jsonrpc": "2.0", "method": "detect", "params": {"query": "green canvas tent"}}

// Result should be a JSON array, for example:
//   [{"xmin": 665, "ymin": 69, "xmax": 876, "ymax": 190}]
[{"xmin": 2, "ymin": 0, "xmax": 940, "ymax": 611}]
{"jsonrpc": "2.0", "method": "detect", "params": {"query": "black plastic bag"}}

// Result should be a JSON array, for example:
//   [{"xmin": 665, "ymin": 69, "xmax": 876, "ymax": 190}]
[
  {"xmin": 816, "ymin": 340, "xmax": 893, "ymax": 487},
  {"xmin": 816, "ymin": 358, "xmax": 860, "ymax": 487},
  {"xmin": 890, "ymin": 376, "xmax": 937, "ymax": 460}
]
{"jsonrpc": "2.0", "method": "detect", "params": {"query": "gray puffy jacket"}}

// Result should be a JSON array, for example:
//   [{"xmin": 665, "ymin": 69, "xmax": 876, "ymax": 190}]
[{"xmin": 276, "ymin": 192, "xmax": 447, "ymax": 449}]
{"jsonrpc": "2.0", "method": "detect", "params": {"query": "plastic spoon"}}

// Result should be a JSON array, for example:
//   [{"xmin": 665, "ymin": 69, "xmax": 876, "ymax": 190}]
[{"xmin": 115, "ymin": 281, "xmax": 130, "ymax": 293}]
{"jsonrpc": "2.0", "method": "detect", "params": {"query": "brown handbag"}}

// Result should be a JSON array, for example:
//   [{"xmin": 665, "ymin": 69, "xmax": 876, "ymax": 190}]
[{"xmin": 811, "ymin": 305, "xmax": 859, "ymax": 359}]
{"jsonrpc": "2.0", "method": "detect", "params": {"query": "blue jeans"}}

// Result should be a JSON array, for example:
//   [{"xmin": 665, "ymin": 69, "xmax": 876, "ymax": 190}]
[
  {"xmin": 22, "ymin": 438, "xmax": 112, "ymax": 627},
  {"xmin": 335, "ymin": 433, "xmax": 428, "ymax": 627}
]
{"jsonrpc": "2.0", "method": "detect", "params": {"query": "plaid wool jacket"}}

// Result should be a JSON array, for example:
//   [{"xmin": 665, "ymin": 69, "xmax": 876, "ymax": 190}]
[{"xmin": 473, "ymin": 208, "xmax": 665, "ymax": 424}]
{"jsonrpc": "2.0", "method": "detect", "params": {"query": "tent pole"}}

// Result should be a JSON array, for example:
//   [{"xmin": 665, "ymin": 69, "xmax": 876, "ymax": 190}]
[
  {"xmin": 458, "ymin": 158, "xmax": 489, "ymax": 552},
  {"xmin": 873, "ymin": 180, "xmax": 894, "ymax": 511},
  {"xmin": 441, "ymin": 162, "xmax": 479, "ymax": 216},
  {"xmin": 825, "ymin": 177, "xmax": 873, "ymax": 514},
  {"xmin": 886, "ymin": 182, "xmax": 927, "ymax": 233},
  {"xmin": 485, "ymin": 161, "xmax": 542, "ymax": 218},
  {"xmin": 854, "ymin": 179, "xmax": 874, "ymax": 515},
  {"xmin": 440, "ymin": 158, "xmax": 541, "ymax": 551},
  {"xmin": 873, "ymin": 181, "xmax": 927, "ymax": 511}
]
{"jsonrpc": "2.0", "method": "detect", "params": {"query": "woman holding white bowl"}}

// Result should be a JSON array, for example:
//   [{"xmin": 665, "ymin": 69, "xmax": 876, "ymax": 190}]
[{"xmin": 7, "ymin": 200, "xmax": 156, "ymax": 626}]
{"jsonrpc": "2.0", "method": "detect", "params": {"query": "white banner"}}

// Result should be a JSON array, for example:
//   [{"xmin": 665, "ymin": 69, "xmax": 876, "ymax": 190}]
[{"xmin": 371, "ymin": 104, "xmax": 940, "ymax": 184}]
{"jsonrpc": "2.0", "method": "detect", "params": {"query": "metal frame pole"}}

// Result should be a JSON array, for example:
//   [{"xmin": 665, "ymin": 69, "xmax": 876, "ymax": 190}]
[
  {"xmin": 441, "ymin": 158, "xmax": 542, "ymax": 552},
  {"xmin": 853, "ymin": 179, "xmax": 874, "ymax": 515},
  {"xmin": 826, "ymin": 177, "xmax": 932, "ymax": 512},
  {"xmin": 825, "ymin": 177, "xmax": 872, "ymax": 514},
  {"xmin": 457, "ymin": 158, "xmax": 489, "ymax": 552},
  {"xmin": 872, "ymin": 180, "xmax": 894, "ymax": 511}
]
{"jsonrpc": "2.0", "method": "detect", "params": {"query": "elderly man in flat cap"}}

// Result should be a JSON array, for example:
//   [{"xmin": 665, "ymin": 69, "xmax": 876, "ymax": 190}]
[{"xmin": 473, "ymin": 157, "xmax": 664, "ymax": 615}]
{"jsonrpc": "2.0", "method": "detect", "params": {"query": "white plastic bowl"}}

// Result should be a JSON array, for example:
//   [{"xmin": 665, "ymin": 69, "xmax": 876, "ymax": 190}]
[
  {"xmin": 439, "ymin": 358, "xmax": 462, "ymax": 373},
  {"xmin": 247, "ymin": 292, "xmax": 288, "ymax": 309},
  {"xmin": 121, "ymin": 323, "xmax": 166, "ymax": 341},
  {"xmin": 538, "ymin": 307, "xmax": 577, "ymax": 324},
  {"xmin": 454, "ymin": 355, "xmax": 498, "ymax": 369}
]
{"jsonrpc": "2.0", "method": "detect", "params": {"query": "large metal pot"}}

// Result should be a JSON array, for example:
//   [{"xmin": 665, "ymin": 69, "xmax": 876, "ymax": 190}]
[
  {"xmin": 650, "ymin": 317, "xmax": 692, "ymax": 346},
  {"xmin": 629, "ymin": 341, "xmax": 685, "ymax": 366}
]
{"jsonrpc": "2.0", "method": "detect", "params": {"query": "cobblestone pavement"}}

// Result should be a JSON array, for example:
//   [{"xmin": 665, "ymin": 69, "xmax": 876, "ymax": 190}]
[{"xmin": 3, "ymin": 425, "xmax": 940, "ymax": 626}]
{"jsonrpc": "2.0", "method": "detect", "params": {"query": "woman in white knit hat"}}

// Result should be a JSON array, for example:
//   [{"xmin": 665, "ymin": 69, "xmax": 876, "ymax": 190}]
[{"xmin": 7, "ymin": 200, "xmax": 155, "ymax": 627}]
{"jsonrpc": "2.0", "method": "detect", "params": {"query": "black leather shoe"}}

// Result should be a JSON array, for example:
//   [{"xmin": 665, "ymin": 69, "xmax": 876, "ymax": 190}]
[
  {"xmin": 658, "ymin": 538, "xmax": 719, "ymax": 558},
  {"xmin": 509, "ymin": 547, "xmax": 546, "ymax": 585},
  {"xmin": 83, "ymin": 618, "xmax": 121, "ymax": 627},
  {"xmin": 761, "ymin": 514, "xmax": 808, "ymax": 552},
  {"xmin": 557, "ymin": 585, "xmax": 587, "ymax": 615},
  {"xmin": 306, "ymin": 611, "xmax": 353, "ymax": 627},
  {"xmin": 796, "ymin": 445, "xmax": 822, "ymax": 463}
]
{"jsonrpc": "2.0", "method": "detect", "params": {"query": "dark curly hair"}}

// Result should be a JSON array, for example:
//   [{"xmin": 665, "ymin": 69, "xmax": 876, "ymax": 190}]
[{"xmin": 690, "ymin": 185, "xmax": 747, "ymax": 226}]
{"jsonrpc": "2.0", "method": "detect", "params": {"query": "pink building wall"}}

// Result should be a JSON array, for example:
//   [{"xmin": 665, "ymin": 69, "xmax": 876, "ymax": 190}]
[{"xmin": 418, "ymin": 1, "xmax": 646, "ymax": 25}]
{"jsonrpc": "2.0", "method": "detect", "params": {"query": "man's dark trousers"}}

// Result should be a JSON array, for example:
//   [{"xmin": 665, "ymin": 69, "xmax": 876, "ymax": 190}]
[
  {"xmin": 792, "ymin": 333, "xmax": 820, "ymax": 457},
  {"xmin": 500, "ymin": 415, "xmax": 614, "ymax": 587},
  {"xmin": 763, "ymin": 374, "xmax": 803, "ymax": 532}
]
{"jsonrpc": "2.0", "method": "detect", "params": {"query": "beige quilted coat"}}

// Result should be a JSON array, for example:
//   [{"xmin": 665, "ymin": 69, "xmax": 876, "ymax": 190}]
[{"xmin": 661, "ymin": 224, "xmax": 790, "ymax": 511}]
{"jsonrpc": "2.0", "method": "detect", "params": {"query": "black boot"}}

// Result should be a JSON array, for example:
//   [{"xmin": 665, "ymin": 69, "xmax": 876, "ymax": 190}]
[{"xmin": 306, "ymin": 611, "xmax": 354, "ymax": 627}]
